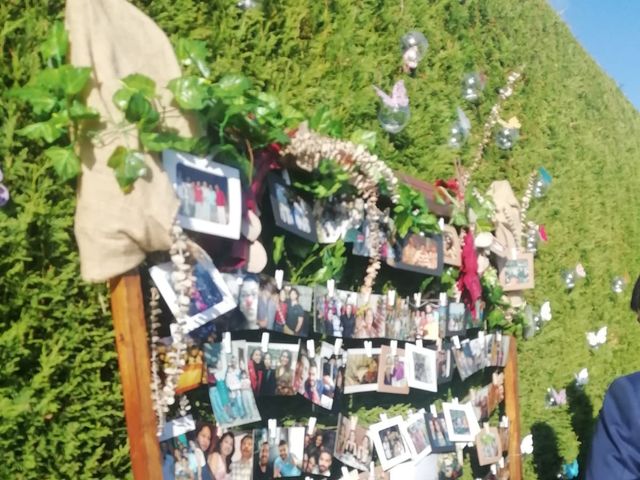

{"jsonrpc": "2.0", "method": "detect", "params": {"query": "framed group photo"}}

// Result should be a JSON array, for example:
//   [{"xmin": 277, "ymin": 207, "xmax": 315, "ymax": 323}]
[{"xmin": 369, "ymin": 416, "xmax": 411, "ymax": 471}]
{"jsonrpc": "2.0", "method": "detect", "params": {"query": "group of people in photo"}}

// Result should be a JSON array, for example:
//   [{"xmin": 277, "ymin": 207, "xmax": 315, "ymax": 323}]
[
  {"xmin": 177, "ymin": 165, "xmax": 229, "ymax": 224},
  {"xmin": 302, "ymin": 432, "xmax": 334, "ymax": 477},
  {"xmin": 246, "ymin": 347, "xmax": 295, "ymax": 396}
]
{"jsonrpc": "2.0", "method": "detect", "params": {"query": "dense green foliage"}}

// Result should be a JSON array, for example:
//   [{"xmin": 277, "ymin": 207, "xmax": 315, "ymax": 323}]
[{"xmin": 2, "ymin": 0, "xmax": 640, "ymax": 478}]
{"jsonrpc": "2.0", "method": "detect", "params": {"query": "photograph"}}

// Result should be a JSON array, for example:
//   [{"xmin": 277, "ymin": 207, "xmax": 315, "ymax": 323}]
[
  {"xmin": 387, "ymin": 233, "xmax": 444, "ymax": 276},
  {"xmin": 377, "ymin": 345, "xmax": 409, "ymax": 395},
  {"xmin": 163, "ymin": 150, "xmax": 242, "ymax": 239},
  {"xmin": 475, "ymin": 427, "xmax": 502, "ymax": 466},
  {"xmin": 228, "ymin": 431, "xmax": 254, "ymax": 480},
  {"xmin": 446, "ymin": 302, "xmax": 467, "ymax": 337},
  {"xmin": 442, "ymin": 225, "xmax": 461, "ymax": 267},
  {"xmin": 244, "ymin": 342, "xmax": 299, "ymax": 396},
  {"xmin": 488, "ymin": 372, "xmax": 506, "ymax": 414},
  {"xmin": 318, "ymin": 341, "xmax": 346, "ymax": 410},
  {"xmin": 400, "ymin": 410, "xmax": 432, "ymax": 461},
  {"xmin": 351, "ymin": 216, "xmax": 392, "ymax": 259},
  {"xmin": 385, "ymin": 297, "xmax": 413, "ymax": 341},
  {"xmin": 435, "ymin": 345, "xmax": 454, "ymax": 385},
  {"xmin": 313, "ymin": 195, "xmax": 354, "ymax": 244},
  {"xmin": 469, "ymin": 385, "xmax": 491, "ymax": 421},
  {"xmin": 353, "ymin": 292, "xmax": 386, "ymax": 339},
  {"xmin": 155, "ymin": 336, "xmax": 205, "ymax": 396},
  {"xmin": 150, "ymin": 243, "xmax": 236, "ymax": 334},
  {"xmin": 370, "ymin": 416, "xmax": 411, "ymax": 471},
  {"xmin": 256, "ymin": 275, "xmax": 279, "ymax": 331},
  {"xmin": 344, "ymin": 348, "xmax": 381, "ymax": 393},
  {"xmin": 425, "ymin": 413, "xmax": 455, "ymax": 454},
  {"xmin": 203, "ymin": 340, "xmax": 261, "ymax": 428},
  {"xmin": 334, "ymin": 414, "xmax": 374, "ymax": 471},
  {"xmin": 314, "ymin": 286, "xmax": 359, "ymax": 338},
  {"xmin": 268, "ymin": 173, "xmax": 317, "ymax": 242},
  {"xmin": 220, "ymin": 272, "xmax": 260, "ymax": 330},
  {"xmin": 498, "ymin": 425, "xmax": 509, "ymax": 454},
  {"xmin": 498, "ymin": 252, "xmax": 535, "ymax": 292},
  {"xmin": 253, "ymin": 426, "xmax": 305, "ymax": 478},
  {"xmin": 436, "ymin": 452, "xmax": 463, "ymax": 480},
  {"xmin": 487, "ymin": 333, "xmax": 511, "ymax": 368},
  {"xmin": 412, "ymin": 302, "xmax": 440, "ymax": 341},
  {"xmin": 303, "ymin": 428, "xmax": 337, "ymax": 477},
  {"xmin": 442, "ymin": 402, "xmax": 480, "ymax": 443},
  {"xmin": 281, "ymin": 284, "xmax": 314, "ymax": 336},
  {"xmin": 405, "ymin": 343, "xmax": 437, "ymax": 393},
  {"xmin": 452, "ymin": 339, "xmax": 484, "ymax": 382}
]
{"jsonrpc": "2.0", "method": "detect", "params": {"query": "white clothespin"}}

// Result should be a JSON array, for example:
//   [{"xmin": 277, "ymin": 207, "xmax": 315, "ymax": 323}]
[
  {"xmin": 349, "ymin": 415, "xmax": 358, "ymax": 430},
  {"xmin": 390, "ymin": 340, "xmax": 398, "ymax": 356},
  {"xmin": 407, "ymin": 409, "xmax": 414, "ymax": 416},
  {"xmin": 436, "ymin": 338, "xmax": 442, "ymax": 351},
  {"xmin": 268, "ymin": 418, "xmax": 277, "ymax": 438},
  {"xmin": 261, "ymin": 332, "xmax": 270, "ymax": 352},
  {"xmin": 452, "ymin": 336, "xmax": 461, "ymax": 349},
  {"xmin": 341, "ymin": 467, "xmax": 350, "ymax": 479},
  {"xmin": 430, "ymin": 404, "xmax": 438, "ymax": 416},
  {"xmin": 327, "ymin": 279, "xmax": 335, "ymax": 297},
  {"xmin": 478, "ymin": 331, "xmax": 485, "ymax": 342},
  {"xmin": 490, "ymin": 465, "xmax": 497, "ymax": 474},
  {"xmin": 274, "ymin": 269, "xmax": 284, "ymax": 290},
  {"xmin": 364, "ymin": 340, "xmax": 373, "ymax": 357},
  {"xmin": 307, "ymin": 339, "xmax": 315, "ymax": 359},
  {"xmin": 281, "ymin": 169, "xmax": 291, "ymax": 186},
  {"xmin": 501, "ymin": 416, "xmax": 509, "ymax": 428},
  {"xmin": 510, "ymin": 247, "xmax": 518, "ymax": 260},
  {"xmin": 369, "ymin": 463, "xmax": 375, "ymax": 480},
  {"xmin": 416, "ymin": 339, "xmax": 423, "ymax": 348},
  {"xmin": 496, "ymin": 330, "xmax": 503, "ymax": 342},
  {"xmin": 387, "ymin": 289, "xmax": 396, "ymax": 305},
  {"xmin": 498, "ymin": 458, "xmax": 505, "ymax": 468},
  {"xmin": 379, "ymin": 413, "xmax": 388, "ymax": 422},
  {"xmin": 452, "ymin": 397, "xmax": 459, "ymax": 405},
  {"xmin": 307, "ymin": 416, "xmax": 317, "ymax": 435},
  {"xmin": 484, "ymin": 422, "xmax": 490, "ymax": 432},
  {"xmin": 413, "ymin": 292, "xmax": 422, "ymax": 306},
  {"xmin": 334, "ymin": 338, "xmax": 343, "ymax": 355},
  {"xmin": 223, "ymin": 332, "xmax": 232, "ymax": 353},
  {"xmin": 438, "ymin": 217, "xmax": 446, "ymax": 230},
  {"xmin": 439, "ymin": 292, "xmax": 448, "ymax": 306}
]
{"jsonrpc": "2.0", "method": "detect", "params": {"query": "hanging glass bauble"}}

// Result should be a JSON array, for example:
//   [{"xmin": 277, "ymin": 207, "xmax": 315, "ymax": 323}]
[
  {"xmin": 562, "ymin": 270, "xmax": 576, "ymax": 290},
  {"xmin": 448, "ymin": 107, "xmax": 471, "ymax": 149},
  {"xmin": 532, "ymin": 313, "xmax": 542, "ymax": 333},
  {"xmin": 400, "ymin": 32, "xmax": 428, "ymax": 70},
  {"xmin": 495, "ymin": 127, "xmax": 519, "ymax": 150},
  {"xmin": 525, "ymin": 225, "xmax": 539, "ymax": 254},
  {"xmin": 523, "ymin": 305, "xmax": 536, "ymax": 339},
  {"xmin": 0, "ymin": 184, "xmax": 9, "ymax": 207},
  {"xmin": 378, "ymin": 103, "xmax": 410, "ymax": 134},
  {"xmin": 461, "ymin": 72, "xmax": 486, "ymax": 103},
  {"xmin": 533, "ymin": 167, "xmax": 552, "ymax": 198},
  {"xmin": 236, "ymin": 0, "xmax": 262, "ymax": 9},
  {"xmin": 611, "ymin": 276, "xmax": 626, "ymax": 294}
]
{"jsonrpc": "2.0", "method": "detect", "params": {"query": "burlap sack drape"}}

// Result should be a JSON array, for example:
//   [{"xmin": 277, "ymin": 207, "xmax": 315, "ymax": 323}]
[{"xmin": 66, "ymin": 0, "xmax": 198, "ymax": 282}]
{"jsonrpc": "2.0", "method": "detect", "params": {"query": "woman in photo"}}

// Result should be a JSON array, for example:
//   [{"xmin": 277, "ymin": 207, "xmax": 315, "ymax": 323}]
[
  {"xmin": 284, "ymin": 288, "xmax": 305, "ymax": 335},
  {"xmin": 275, "ymin": 350, "xmax": 295, "ymax": 395},
  {"xmin": 239, "ymin": 370, "xmax": 259, "ymax": 420},
  {"xmin": 193, "ymin": 423, "xmax": 216, "ymax": 480},
  {"xmin": 248, "ymin": 348, "xmax": 263, "ymax": 396},
  {"xmin": 214, "ymin": 184, "xmax": 227, "ymax": 224},
  {"xmin": 224, "ymin": 356, "xmax": 245, "ymax": 419},
  {"xmin": 293, "ymin": 352, "xmax": 310, "ymax": 395},
  {"xmin": 189, "ymin": 263, "xmax": 223, "ymax": 316},
  {"xmin": 208, "ymin": 358, "xmax": 234, "ymax": 424},
  {"xmin": 357, "ymin": 436, "xmax": 371, "ymax": 464},
  {"xmin": 343, "ymin": 429, "xmax": 357, "ymax": 456},
  {"xmin": 260, "ymin": 352, "xmax": 277, "ymax": 396},
  {"xmin": 206, "ymin": 181, "xmax": 216, "ymax": 222},
  {"xmin": 340, "ymin": 304, "xmax": 356, "ymax": 338},
  {"xmin": 274, "ymin": 289, "xmax": 288, "ymax": 333},
  {"xmin": 208, "ymin": 431, "xmax": 235, "ymax": 480},
  {"xmin": 194, "ymin": 181, "xmax": 206, "ymax": 220}
]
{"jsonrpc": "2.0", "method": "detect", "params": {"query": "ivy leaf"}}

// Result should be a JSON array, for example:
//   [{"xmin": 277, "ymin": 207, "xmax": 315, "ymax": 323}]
[
  {"xmin": 309, "ymin": 106, "xmax": 343, "ymax": 137},
  {"xmin": 107, "ymin": 146, "xmax": 148, "ymax": 192},
  {"xmin": 44, "ymin": 147, "xmax": 81, "ymax": 181},
  {"xmin": 168, "ymin": 76, "xmax": 209, "ymax": 110},
  {"xmin": 112, "ymin": 88, "xmax": 133, "ymax": 111},
  {"xmin": 58, "ymin": 65, "xmax": 92, "ymax": 97},
  {"xmin": 125, "ymin": 92, "xmax": 159, "ymax": 130},
  {"xmin": 17, "ymin": 117, "xmax": 65, "ymax": 143},
  {"xmin": 121, "ymin": 74, "xmax": 156, "ymax": 99},
  {"xmin": 272, "ymin": 235, "xmax": 285, "ymax": 265},
  {"xmin": 212, "ymin": 74, "xmax": 251, "ymax": 99},
  {"xmin": 140, "ymin": 131, "xmax": 205, "ymax": 153},
  {"xmin": 6, "ymin": 86, "xmax": 58, "ymax": 115},
  {"xmin": 68, "ymin": 101, "xmax": 99, "ymax": 120},
  {"xmin": 350, "ymin": 129, "xmax": 378, "ymax": 151},
  {"xmin": 176, "ymin": 38, "xmax": 211, "ymax": 78},
  {"xmin": 40, "ymin": 21, "xmax": 68, "ymax": 66}
]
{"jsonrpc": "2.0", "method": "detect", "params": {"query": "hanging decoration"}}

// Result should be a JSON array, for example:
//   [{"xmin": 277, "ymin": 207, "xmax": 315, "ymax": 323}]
[
  {"xmin": 611, "ymin": 276, "xmax": 626, "ymax": 294},
  {"xmin": 400, "ymin": 31, "xmax": 429, "ymax": 73},
  {"xmin": 586, "ymin": 326, "xmax": 607, "ymax": 349},
  {"xmin": 533, "ymin": 167, "xmax": 552, "ymax": 198},
  {"xmin": 448, "ymin": 107, "xmax": 472, "ymax": 149},
  {"xmin": 495, "ymin": 117, "xmax": 521, "ymax": 150},
  {"xmin": 373, "ymin": 80, "xmax": 411, "ymax": 134},
  {"xmin": 574, "ymin": 368, "xmax": 589, "ymax": 387},
  {"xmin": 461, "ymin": 72, "xmax": 486, "ymax": 103}
]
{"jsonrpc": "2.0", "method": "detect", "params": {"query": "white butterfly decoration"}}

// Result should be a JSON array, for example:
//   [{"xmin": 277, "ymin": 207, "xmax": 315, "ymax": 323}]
[
  {"xmin": 456, "ymin": 107, "xmax": 472, "ymax": 137},
  {"xmin": 586, "ymin": 326, "xmax": 607, "ymax": 349},
  {"xmin": 497, "ymin": 116, "xmax": 521, "ymax": 129},
  {"xmin": 540, "ymin": 301, "xmax": 552, "ymax": 322},
  {"xmin": 575, "ymin": 263, "xmax": 587, "ymax": 278},
  {"xmin": 520, "ymin": 434, "xmax": 534, "ymax": 455},
  {"xmin": 372, "ymin": 80, "xmax": 409, "ymax": 108},
  {"xmin": 575, "ymin": 368, "xmax": 589, "ymax": 387}
]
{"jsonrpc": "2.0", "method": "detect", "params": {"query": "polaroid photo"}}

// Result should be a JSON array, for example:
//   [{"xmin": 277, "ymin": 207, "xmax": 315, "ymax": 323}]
[
  {"xmin": 400, "ymin": 410, "xmax": 431, "ymax": 461},
  {"xmin": 469, "ymin": 385, "xmax": 491, "ymax": 421},
  {"xmin": 225, "ymin": 431, "xmax": 254, "ymax": 480},
  {"xmin": 159, "ymin": 416, "xmax": 212, "ymax": 480},
  {"xmin": 385, "ymin": 296, "xmax": 412, "ymax": 341},
  {"xmin": 281, "ymin": 284, "xmax": 314, "ymax": 336},
  {"xmin": 370, "ymin": 416, "xmax": 412, "ymax": 471},
  {"xmin": 314, "ymin": 286, "xmax": 359, "ymax": 338},
  {"xmin": 268, "ymin": 173, "xmax": 317, "ymax": 242},
  {"xmin": 465, "ymin": 299, "xmax": 485, "ymax": 330},
  {"xmin": 351, "ymin": 215, "xmax": 390, "ymax": 259},
  {"xmin": 220, "ymin": 272, "xmax": 263, "ymax": 330},
  {"xmin": 442, "ymin": 401, "xmax": 480, "ymax": 443},
  {"xmin": 436, "ymin": 452, "xmax": 463, "ymax": 479},
  {"xmin": 318, "ymin": 341, "xmax": 346, "ymax": 411},
  {"xmin": 344, "ymin": 348, "xmax": 381, "ymax": 393},
  {"xmin": 255, "ymin": 275, "xmax": 280, "ymax": 331},
  {"xmin": 313, "ymin": 195, "xmax": 353, "ymax": 244},
  {"xmin": 244, "ymin": 342, "xmax": 299, "ymax": 397},
  {"xmin": 387, "ymin": 233, "xmax": 444, "ymax": 276},
  {"xmin": 487, "ymin": 333, "xmax": 510, "ymax": 367},
  {"xmin": 150, "ymin": 247, "xmax": 236, "ymax": 334},
  {"xmin": 299, "ymin": 343, "xmax": 324, "ymax": 406},
  {"xmin": 488, "ymin": 372, "xmax": 505, "ymax": 413},
  {"xmin": 452, "ymin": 340, "xmax": 481, "ymax": 381},
  {"xmin": 498, "ymin": 252, "xmax": 535, "ymax": 292},
  {"xmin": 163, "ymin": 149, "xmax": 242, "ymax": 239},
  {"xmin": 377, "ymin": 345, "xmax": 409, "ymax": 394},
  {"xmin": 334, "ymin": 414, "xmax": 374, "ymax": 471},
  {"xmin": 475, "ymin": 427, "xmax": 502, "ymax": 466},
  {"xmin": 155, "ymin": 336, "xmax": 204, "ymax": 395},
  {"xmin": 304, "ymin": 428, "xmax": 337, "ymax": 477},
  {"xmin": 253, "ymin": 426, "xmax": 305, "ymax": 478},
  {"xmin": 446, "ymin": 302, "xmax": 467, "ymax": 337},
  {"xmin": 405, "ymin": 343, "xmax": 437, "ymax": 392},
  {"xmin": 442, "ymin": 225, "xmax": 461, "ymax": 267},
  {"xmin": 435, "ymin": 344, "xmax": 455, "ymax": 385},
  {"xmin": 353, "ymin": 292, "xmax": 386, "ymax": 338},
  {"xmin": 425, "ymin": 413, "xmax": 455, "ymax": 453},
  {"xmin": 203, "ymin": 340, "xmax": 261, "ymax": 428},
  {"xmin": 412, "ymin": 302, "xmax": 440, "ymax": 341},
  {"xmin": 437, "ymin": 299, "xmax": 448, "ymax": 339}
]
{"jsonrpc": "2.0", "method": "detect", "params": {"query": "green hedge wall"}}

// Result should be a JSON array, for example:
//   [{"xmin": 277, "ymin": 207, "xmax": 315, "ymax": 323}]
[{"xmin": 2, "ymin": 0, "xmax": 640, "ymax": 478}]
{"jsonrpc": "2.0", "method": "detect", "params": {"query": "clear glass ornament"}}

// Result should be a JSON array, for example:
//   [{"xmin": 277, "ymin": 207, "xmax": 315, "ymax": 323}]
[
  {"xmin": 461, "ymin": 72, "xmax": 486, "ymax": 103},
  {"xmin": 523, "ymin": 305, "xmax": 536, "ymax": 339},
  {"xmin": 400, "ymin": 32, "xmax": 429, "ymax": 67},
  {"xmin": 237, "ymin": 0, "xmax": 262, "ymax": 9},
  {"xmin": 562, "ymin": 270, "xmax": 576, "ymax": 290},
  {"xmin": 0, "ymin": 184, "xmax": 9, "ymax": 207},
  {"xmin": 525, "ymin": 227, "xmax": 538, "ymax": 254},
  {"xmin": 448, "ymin": 107, "xmax": 471, "ymax": 149},
  {"xmin": 378, "ymin": 103, "xmax": 410, "ymax": 134},
  {"xmin": 611, "ymin": 276, "xmax": 626, "ymax": 294},
  {"xmin": 533, "ymin": 167, "xmax": 552, "ymax": 198},
  {"xmin": 495, "ymin": 127, "xmax": 519, "ymax": 150}
]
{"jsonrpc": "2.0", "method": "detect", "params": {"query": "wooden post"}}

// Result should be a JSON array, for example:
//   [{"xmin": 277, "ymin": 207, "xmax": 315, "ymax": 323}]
[
  {"xmin": 504, "ymin": 336, "xmax": 523, "ymax": 480},
  {"xmin": 110, "ymin": 270, "xmax": 162, "ymax": 480}
]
